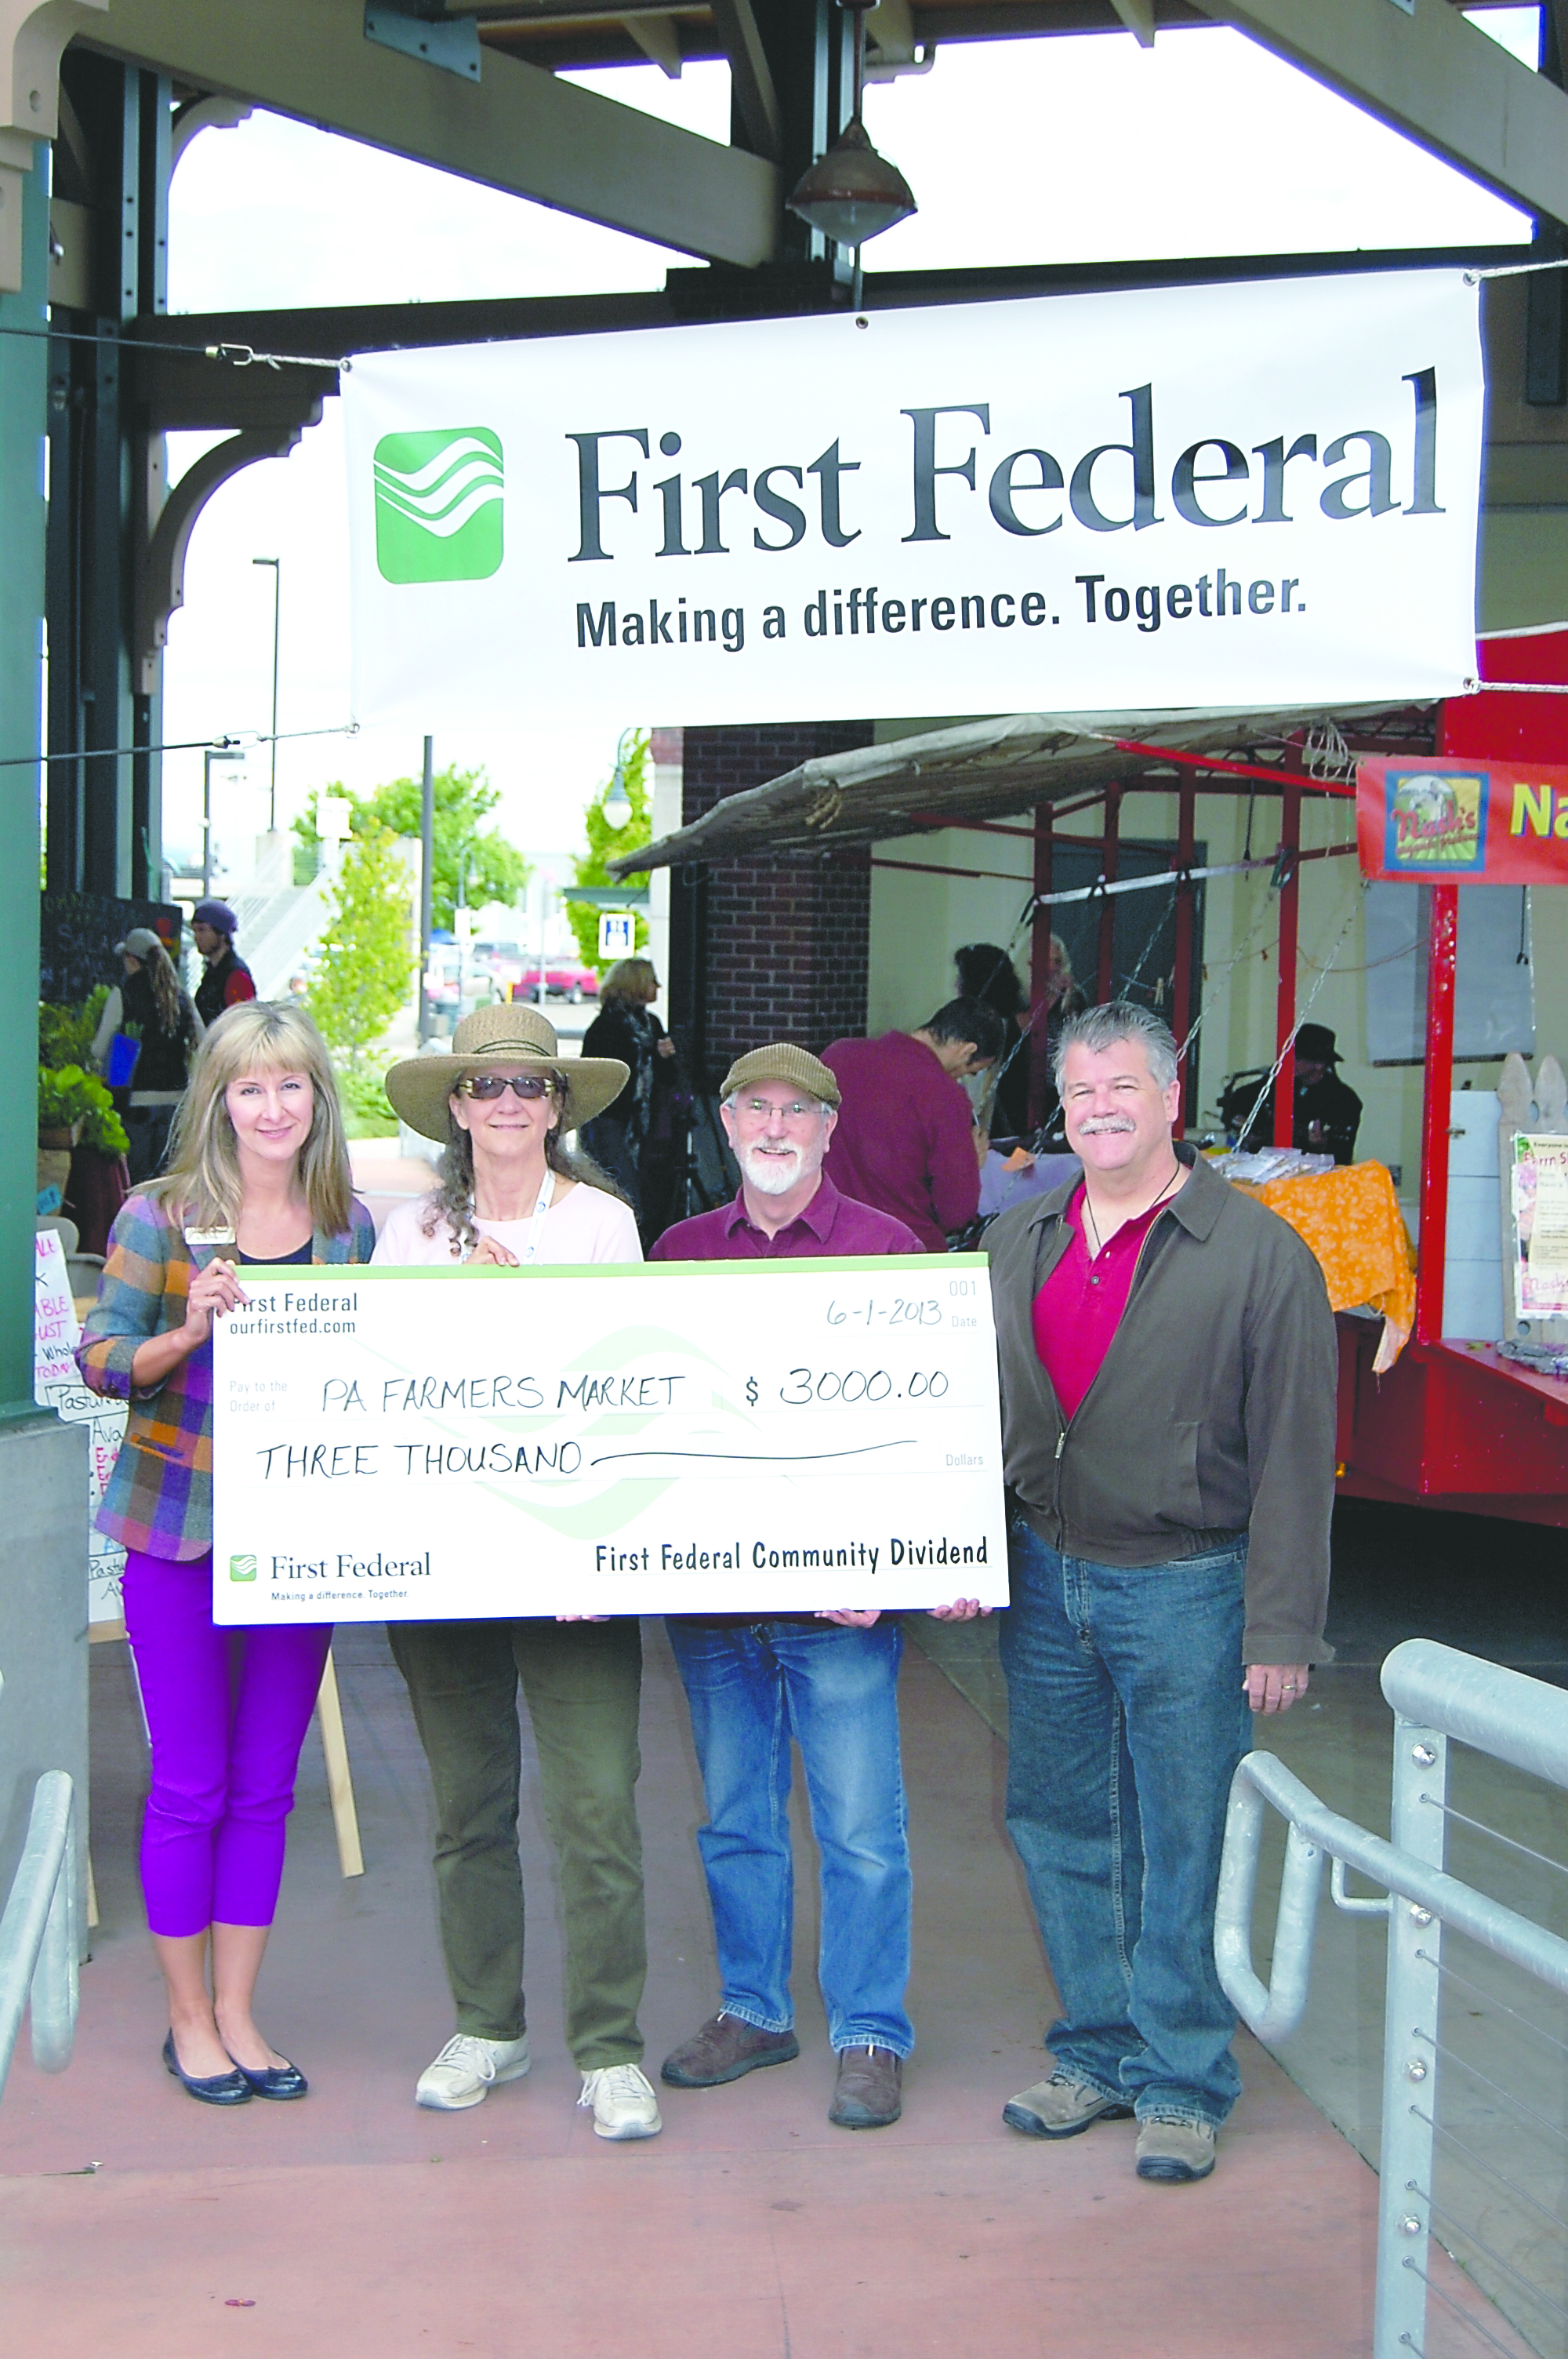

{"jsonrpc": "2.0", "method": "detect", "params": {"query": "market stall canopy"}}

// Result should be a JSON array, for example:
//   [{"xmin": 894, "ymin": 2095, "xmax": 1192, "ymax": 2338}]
[{"xmin": 606, "ymin": 700, "xmax": 1431, "ymax": 875}]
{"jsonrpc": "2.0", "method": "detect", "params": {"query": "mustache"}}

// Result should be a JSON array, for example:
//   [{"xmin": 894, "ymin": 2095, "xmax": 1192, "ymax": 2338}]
[{"xmin": 1078, "ymin": 1116, "xmax": 1137, "ymax": 1134}]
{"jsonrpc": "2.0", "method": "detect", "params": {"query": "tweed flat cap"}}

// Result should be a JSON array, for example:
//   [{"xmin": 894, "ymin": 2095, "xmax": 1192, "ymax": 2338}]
[{"xmin": 720, "ymin": 1042, "xmax": 841, "ymax": 1108}]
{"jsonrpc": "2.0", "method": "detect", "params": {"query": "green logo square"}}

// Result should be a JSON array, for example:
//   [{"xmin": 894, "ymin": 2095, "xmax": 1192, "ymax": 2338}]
[
  {"xmin": 229, "ymin": 1554, "xmax": 258, "ymax": 1583},
  {"xmin": 373, "ymin": 427, "xmax": 504, "ymax": 584}
]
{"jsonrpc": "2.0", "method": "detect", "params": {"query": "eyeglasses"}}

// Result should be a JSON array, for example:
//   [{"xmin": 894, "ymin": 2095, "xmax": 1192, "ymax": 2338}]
[
  {"xmin": 737, "ymin": 1097, "xmax": 821, "ymax": 1121},
  {"xmin": 459, "ymin": 1073, "xmax": 554, "ymax": 1101}
]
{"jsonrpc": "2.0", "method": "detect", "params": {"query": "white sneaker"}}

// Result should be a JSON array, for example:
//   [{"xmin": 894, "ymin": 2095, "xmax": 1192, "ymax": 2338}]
[
  {"xmin": 416, "ymin": 2032, "xmax": 532, "ymax": 2111},
  {"xmin": 578, "ymin": 2062, "xmax": 662, "ymax": 2141}
]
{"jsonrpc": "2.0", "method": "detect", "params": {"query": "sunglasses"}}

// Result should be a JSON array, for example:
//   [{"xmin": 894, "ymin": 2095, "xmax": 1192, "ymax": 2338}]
[{"xmin": 459, "ymin": 1073, "xmax": 555, "ymax": 1101}]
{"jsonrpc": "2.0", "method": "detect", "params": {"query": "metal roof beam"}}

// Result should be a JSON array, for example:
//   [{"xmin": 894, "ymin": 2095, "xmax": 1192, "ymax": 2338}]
[
  {"xmin": 710, "ymin": 0, "xmax": 782, "ymax": 163},
  {"xmin": 1201, "ymin": 0, "xmax": 1568, "ymax": 227},
  {"xmin": 76, "ymin": 0, "xmax": 780, "ymax": 264}
]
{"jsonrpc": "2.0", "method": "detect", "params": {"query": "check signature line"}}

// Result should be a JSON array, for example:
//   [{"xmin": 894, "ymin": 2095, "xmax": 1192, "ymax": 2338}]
[{"xmin": 587, "ymin": 1441, "xmax": 916, "ymax": 1468}]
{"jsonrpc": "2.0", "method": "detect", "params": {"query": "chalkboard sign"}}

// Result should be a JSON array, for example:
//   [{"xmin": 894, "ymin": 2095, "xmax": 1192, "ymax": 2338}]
[{"xmin": 40, "ymin": 892, "xmax": 183, "ymax": 1009}]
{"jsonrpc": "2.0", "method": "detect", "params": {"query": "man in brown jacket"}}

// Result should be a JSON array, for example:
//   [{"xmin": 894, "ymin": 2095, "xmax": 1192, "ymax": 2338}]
[{"xmin": 985, "ymin": 1001, "xmax": 1335, "ymax": 2185}]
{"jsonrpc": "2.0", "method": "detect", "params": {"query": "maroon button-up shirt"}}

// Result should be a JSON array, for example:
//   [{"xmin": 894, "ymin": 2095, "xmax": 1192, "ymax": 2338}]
[
  {"xmin": 821, "ymin": 1030, "xmax": 982, "ymax": 1252},
  {"xmin": 651, "ymin": 1172, "xmax": 923, "ymax": 1263}
]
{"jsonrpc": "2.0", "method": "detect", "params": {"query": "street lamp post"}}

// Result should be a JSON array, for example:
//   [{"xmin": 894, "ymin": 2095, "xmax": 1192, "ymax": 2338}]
[
  {"xmin": 202, "ymin": 744, "xmax": 247, "ymax": 898},
  {"xmin": 252, "ymin": 558, "xmax": 281, "ymax": 833}
]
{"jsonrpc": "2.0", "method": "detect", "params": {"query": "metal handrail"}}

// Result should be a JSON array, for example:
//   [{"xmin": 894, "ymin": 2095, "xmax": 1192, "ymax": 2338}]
[
  {"xmin": 1216, "ymin": 1637, "xmax": 1568, "ymax": 2359},
  {"xmin": 0, "ymin": 1669, "xmax": 80, "ymax": 2106}
]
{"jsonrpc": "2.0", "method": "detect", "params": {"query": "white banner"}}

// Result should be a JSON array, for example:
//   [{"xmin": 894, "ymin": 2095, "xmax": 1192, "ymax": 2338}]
[
  {"xmin": 345, "ymin": 271, "xmax": 1483, "ymax": 729},
  {"xmin": 211, "ymin": 1258, "xmax": 1007, "ymax": 1621}
]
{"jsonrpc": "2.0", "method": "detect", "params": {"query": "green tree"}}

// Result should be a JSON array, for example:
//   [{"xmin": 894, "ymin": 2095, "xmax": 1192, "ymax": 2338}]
[
  {"xmin": 293, "ymin": 765, "xmax": 529, "ymax": 931},
  {"xmin": 307, "ymin": 823, "xmax": 414, "ymax": 1067},
  {"xmin": 568, "ymin": 732, "xmax": 652, "ymax": 972}
]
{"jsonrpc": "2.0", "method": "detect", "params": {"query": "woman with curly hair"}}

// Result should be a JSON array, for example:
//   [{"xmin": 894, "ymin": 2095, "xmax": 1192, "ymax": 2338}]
[
  {"xmin": 92, "ymin": 925, "xmax": 203, "ymax": 1183},
  {"xmin": 78, "ymin": 1001, "xmax": 375, "ymax": 2106},
  {"xmin": 372, "ymin": 1006, "xmax": 664, "ymax": 2143}
]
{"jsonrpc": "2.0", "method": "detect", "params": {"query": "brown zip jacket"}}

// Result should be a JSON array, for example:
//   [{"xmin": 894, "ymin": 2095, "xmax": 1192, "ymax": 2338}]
[{"xmin": 985, "ymin": 1146, "xmax": 1336, "ymax": 1665}]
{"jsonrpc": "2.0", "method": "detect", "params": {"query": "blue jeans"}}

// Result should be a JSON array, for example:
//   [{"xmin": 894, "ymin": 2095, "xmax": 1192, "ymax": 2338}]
[
  {"xmin": 665, "ymin": 1618, "xmax": 914, "ymax": 2058},
  {"xmin": 1000, "ymin": 1519, "xmax": 1253, "ymax": 2128}
]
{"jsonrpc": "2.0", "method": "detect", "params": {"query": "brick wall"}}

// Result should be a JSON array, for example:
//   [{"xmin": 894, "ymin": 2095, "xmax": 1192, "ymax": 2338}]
[{"xmin": 679, "ymin": 722, "xmax": 873, "ymax": 1078}]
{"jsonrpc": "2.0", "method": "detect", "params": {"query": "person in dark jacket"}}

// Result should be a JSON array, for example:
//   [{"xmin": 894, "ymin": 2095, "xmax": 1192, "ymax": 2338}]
[
  {"xmin": 1292, "ymin": 1023, "xmax": 1363, "ymax": 1165},
  {"xmin": 93, "ymin": 927, "xmax": 204, "ymax": 1184},
  {"xmin": 579, "ymin": 957, "xmax": 681, "ymax": 1243},
  {"xmin": 191, "ymin": 900, "xmax": 257, "ymax": 1029},
  {"xmin": 985, "ymin": 1001, "xmax": 1335, "ymax": 2187}
]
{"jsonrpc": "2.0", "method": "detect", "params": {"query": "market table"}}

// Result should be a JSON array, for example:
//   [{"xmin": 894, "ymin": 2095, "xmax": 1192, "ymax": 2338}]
[{"xmin": 1230, "ymin": 1159, "xmax": 1416, "ymax": 1372}]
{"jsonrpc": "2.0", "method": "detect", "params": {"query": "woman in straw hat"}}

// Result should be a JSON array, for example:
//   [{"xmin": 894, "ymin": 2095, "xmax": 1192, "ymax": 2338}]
[
  {"xmin": 78, "ymin": 1001, "xmax": 375, "ymax": 2106},
  {"xmin": 375, "ymin": 1005, "xmax": 662, "ymax": 2141}
]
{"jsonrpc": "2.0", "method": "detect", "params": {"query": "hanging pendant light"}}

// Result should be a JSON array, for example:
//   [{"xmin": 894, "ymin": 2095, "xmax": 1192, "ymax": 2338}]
[
  {"xmin": 787, "ymin": 1, "xmax": 916, "ymax": 249},
  {"xmin": 787, "ymin": 114, "xmax": 916, "ymax": 246}
]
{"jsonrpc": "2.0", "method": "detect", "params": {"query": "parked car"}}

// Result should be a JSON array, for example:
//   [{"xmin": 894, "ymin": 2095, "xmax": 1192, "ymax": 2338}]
[{"xmin": 511, "ymin": 961, "xmax": 600, "ymax": 1003}]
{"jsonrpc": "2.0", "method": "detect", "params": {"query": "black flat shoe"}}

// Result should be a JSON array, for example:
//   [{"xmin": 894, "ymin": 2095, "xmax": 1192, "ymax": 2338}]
[
  {"xmin": 163, "ymin": 2031, "xmax": 252, "ymax": 2106},
  {"xmin": 234, "ymin": 2057, "xmax": 308, "ymax": 2101}
]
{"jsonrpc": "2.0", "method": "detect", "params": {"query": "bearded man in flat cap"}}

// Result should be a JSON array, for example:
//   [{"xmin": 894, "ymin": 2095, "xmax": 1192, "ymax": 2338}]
[{"xmin": 651, "ymin": 1042, "xmax": 984, "ymax": 2131}]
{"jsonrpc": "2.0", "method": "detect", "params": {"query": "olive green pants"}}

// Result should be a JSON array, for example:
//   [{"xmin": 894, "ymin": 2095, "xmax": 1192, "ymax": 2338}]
[{"xmin": 389, "ymin": 1616, "xmax": 648, "ymax": 2070}]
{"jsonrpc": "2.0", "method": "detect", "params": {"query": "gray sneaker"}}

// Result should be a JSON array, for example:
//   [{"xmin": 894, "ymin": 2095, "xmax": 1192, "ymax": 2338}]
[
  {"xmin": 1135, "ymin": 2115, "xmax": 1217, "ymax": 2182},
  {"xmin": 416, "ymin": 2032, "xmax": 532, "ymax": 2111},
  {"xmin": 1004, "ymin": 2071, "xmax": 1134, "ymax": 2139}
]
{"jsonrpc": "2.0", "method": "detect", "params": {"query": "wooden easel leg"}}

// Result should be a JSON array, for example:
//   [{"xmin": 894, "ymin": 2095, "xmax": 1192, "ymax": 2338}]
[{"xmin": 316, "ymin": 1648, "xmax": 364, "ymax": 1879}]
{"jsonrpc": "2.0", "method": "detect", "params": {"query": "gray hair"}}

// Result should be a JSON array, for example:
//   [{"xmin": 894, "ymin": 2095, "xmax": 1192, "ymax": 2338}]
[{"xmin": 1051, "ymin": 1001, "xmax": 1179, "ymax": 1092}]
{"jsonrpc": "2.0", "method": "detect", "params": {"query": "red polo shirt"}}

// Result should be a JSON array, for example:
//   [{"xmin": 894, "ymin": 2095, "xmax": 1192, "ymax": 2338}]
[{"xmin": 1033, "ymin": 1186, "xmax": 1171, "ymax": 1419}]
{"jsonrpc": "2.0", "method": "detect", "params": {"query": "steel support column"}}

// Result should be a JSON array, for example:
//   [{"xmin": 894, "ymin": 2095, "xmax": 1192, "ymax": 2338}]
[
  {"xmin": 1271, "ymin": 783, "xmax": 1301, "ymax": 1150},
  {"xmin": 44, "ymin": 53, "xmax": 169, "ymax": 899},
  {"xmin": 1172, "ymin": 778, "xmax": 1196, "ymax": 1121},
  {"xmin": 1027, "ymin": 798, "xmax": 1054, "ymax": 1130},
  {"xmin": 0, "ymin": 143, "xmax": 48, "ymax": 1413},
  {"xmin": 1094, "ymin": 784, "xmax": 1122, "ymax": 1007}
]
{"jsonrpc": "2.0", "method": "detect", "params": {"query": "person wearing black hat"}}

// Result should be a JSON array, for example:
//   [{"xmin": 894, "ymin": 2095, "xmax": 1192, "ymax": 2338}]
[
  {"xmin": 191, "ymin": 901, "xmax": 257, "ymax": 1029},
  {"xmin": 1292, "ymin": 1024, "xmax": 1362, "ymax": 1166}
]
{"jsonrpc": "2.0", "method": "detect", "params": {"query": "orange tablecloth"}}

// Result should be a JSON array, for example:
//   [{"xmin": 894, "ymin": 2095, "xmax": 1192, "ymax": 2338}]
[{"xmin": 1230, "ymin": 1160, "xmax": 1417, "ymax": 1372}]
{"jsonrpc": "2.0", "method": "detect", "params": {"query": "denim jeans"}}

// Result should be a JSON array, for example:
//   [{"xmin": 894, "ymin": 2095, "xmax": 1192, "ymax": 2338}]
[
  {"xmin": 666, "ymin": 1617, "xmax": 915, "ymax": 2058},
  {"xmin": 1000, "ymin": 1518, "xmax": 1253, "ymax": 2128}
]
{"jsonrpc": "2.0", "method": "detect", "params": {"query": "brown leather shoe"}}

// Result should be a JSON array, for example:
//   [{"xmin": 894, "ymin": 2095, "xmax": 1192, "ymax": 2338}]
[
  {"xmin": 829, "ymin": 2045, "xmax": 903, "ymax": 2129},
  {"xmin": 660, "ymin": 2012, "xmax": 800, "ymax": 2088}
]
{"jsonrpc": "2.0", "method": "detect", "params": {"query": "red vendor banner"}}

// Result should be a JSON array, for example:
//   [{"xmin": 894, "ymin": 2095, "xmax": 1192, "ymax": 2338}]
[{"xmin": 1357, "ymin": 754, "xmax": 1568, "ymax": 884}]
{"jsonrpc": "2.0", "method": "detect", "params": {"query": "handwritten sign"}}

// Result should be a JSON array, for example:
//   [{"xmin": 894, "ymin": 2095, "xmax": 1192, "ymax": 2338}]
[
  {"xmin": 211, "ymin": 1258, "xmax": 1007, "ymax": 1622},
  {"xmin": 34, "ymin": 1228, "xmax": 127, "ymax": 1630}
]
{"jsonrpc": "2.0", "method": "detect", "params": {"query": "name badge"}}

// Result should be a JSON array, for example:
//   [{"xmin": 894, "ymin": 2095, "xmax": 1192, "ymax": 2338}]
[{"xmin": 184, "ymin": 1227, "xmax": 236, "ymax": 1248}]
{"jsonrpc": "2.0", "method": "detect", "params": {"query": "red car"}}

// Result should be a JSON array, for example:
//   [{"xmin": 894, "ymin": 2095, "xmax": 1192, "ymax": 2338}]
[{"xmin": 510, "ymin": 961, "xmax": 600, "ymax": 1004}]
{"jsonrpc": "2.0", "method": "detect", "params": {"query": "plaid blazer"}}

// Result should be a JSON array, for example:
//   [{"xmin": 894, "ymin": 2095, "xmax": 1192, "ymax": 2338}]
[{"xmin": 78, "ymin": 1188, "xmax": 377, "ymax": 1561}]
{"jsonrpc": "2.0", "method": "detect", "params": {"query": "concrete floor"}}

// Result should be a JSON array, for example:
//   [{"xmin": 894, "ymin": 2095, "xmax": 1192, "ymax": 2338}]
[
  {"xmin": 1, "ymin": 1568, "xmax": 1541, "ymax": 2359},
  {"xmin": 914, "ymin": 1498, "xmax": 1568, "ymax": 2359}
]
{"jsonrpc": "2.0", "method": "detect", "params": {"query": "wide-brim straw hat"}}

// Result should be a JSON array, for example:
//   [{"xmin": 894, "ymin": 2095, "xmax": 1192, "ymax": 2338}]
[{"xmin": 383, "ymin": 1005, "xmax": 629, "ymax": 1141}]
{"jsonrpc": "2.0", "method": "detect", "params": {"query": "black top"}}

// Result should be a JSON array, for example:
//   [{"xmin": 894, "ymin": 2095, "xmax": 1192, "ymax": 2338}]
[
  {"xmin": 194, "ymin": 946, "xmax": 256, "ymax": 1028},
  {"xmin": 237, "ymin": 1241, "xmax": 314, "ymax": 1265},
  {"xmin": 581, "ymin": 999, "xmax": 673, "ymax": 1138},
  {"xmin": 1293, "ymin": 1070, "xmax": 1363, "ymax": 1166},
  {"xmin": 120, "ymin": 964, "xmax": 199, "ymax": 1094}
]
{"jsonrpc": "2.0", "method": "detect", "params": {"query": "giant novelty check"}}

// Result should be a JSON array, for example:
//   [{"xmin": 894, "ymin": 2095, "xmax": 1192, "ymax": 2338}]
[{"xmin": 211, "ymin": 1257, "xmax": 1007, "ymax": 1623}]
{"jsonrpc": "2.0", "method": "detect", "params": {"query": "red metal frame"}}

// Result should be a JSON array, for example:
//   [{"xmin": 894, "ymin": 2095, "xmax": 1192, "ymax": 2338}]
[
  {"xmin": 1272, "ymin": 784, "xmax": 1301, "ymax": 1149},
  {"xmin": 1333, "ymin": 625, "xmax": 1568, "ymax": 1525}
]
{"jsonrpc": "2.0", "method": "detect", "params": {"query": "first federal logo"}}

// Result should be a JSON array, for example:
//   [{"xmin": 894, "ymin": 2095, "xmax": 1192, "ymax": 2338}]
[{"xmin": 373, "ymin": 427, "xmax": 504, "ymax": 583}]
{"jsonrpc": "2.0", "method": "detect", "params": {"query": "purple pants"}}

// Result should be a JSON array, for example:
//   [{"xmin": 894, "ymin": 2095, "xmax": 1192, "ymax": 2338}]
[{"xmin": 122, "ymin": 1548, "xmax": 332, "ymax": 1939}]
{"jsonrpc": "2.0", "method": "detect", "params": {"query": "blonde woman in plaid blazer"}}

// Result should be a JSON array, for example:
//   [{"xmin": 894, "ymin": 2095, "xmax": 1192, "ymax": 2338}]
[{"xmin": 79, "ymin": 1001, "xmax": 374, "ymax": 2107}]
